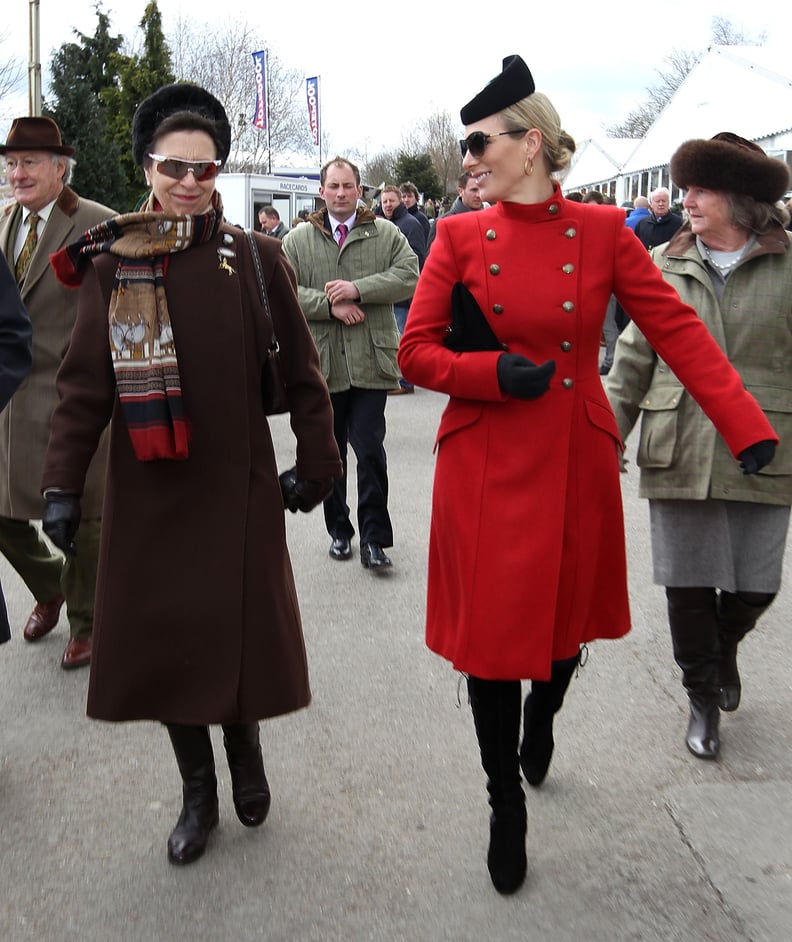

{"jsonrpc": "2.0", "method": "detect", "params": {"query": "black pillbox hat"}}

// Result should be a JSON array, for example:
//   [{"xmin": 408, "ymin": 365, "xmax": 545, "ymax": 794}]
[{"xmin": 460, "ymin": 55, "xmax": 536, "ymax": 125}]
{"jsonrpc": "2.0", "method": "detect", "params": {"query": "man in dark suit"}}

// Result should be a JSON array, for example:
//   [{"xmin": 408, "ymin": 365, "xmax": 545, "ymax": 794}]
[{"xmin": 0, "ymin": 116, "xmax": 115, "ymax": 669}]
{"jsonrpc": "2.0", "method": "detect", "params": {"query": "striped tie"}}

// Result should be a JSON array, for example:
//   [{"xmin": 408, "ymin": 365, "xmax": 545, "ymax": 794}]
[{"xmin": 15, "ymin": 212, "xmax": 40, "ymax": 284}]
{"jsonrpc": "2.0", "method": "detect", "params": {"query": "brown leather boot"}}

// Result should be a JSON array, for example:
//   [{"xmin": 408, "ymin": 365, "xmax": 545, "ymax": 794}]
[
  {"xmin": 716, "ymin": 591, "xmax": 774, "ymax": 712},
  {"xmin": 165, "ymin": 724, "xmax": 219, "ymax": 865},
  {"xmin": 666, "ymin": 587, "xmax": 720, "ymax": 760},
  {"xmin": 222, "ymin": 723, "xmax": 271, "ymax": 827}
]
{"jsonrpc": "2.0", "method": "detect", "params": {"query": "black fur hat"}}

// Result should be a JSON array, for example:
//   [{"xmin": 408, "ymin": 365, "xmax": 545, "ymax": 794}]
[
  {"xmin": 460, "ymin": 55, "xmax": 536, "ymax": 126},
  {"xmin": 670, "ymin": 132, "xmax": 791, "ymax": 204},
  {"xmin": 131, "ymin": 83, "xmax": 232, "ymax": 167}
]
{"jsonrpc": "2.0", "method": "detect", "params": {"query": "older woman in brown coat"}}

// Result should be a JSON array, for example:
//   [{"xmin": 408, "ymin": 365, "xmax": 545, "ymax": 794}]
[
  {"xmin": 607, "ymin": 133, "xmax": 792, "ymax": 762},
  {"xmin": 40, "ymin": 84, "xmax": 341, "ymax": 865}
]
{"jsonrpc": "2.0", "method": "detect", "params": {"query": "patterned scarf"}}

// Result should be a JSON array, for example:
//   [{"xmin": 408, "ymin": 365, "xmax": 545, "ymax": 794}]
[{"xmin": 51, "ymin": 191, "xmax": 223, "ymax": 461}]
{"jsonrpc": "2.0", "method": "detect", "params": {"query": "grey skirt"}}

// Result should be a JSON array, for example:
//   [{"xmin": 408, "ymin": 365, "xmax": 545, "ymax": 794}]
[{"xmin": 649, "ymin": 498, "xmax": 790, "ymax": 593}]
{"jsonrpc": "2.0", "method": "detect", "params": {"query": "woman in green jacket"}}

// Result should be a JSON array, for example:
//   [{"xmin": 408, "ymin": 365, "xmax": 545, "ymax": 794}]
[{"xmin": 607, "ymin": 132, "xmax": 792, "ymax": 760}]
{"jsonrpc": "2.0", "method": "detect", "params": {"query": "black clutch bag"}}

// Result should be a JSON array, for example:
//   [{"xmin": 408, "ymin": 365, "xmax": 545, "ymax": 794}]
[{"xmin": 444, "ymin": 282, "xmax": 506, "ymax": 352}]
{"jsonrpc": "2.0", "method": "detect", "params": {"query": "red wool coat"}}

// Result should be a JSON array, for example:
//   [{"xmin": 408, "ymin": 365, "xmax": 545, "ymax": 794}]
[{"xmin": 398, "ymin": 191, "xmax": 777, "ymax": 681}]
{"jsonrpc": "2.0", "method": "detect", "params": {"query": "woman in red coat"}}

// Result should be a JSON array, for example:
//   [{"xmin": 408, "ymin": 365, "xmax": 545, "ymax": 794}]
[{"xmin": 398, "ymin": 55, "xmax": 778, "ymax": 896}]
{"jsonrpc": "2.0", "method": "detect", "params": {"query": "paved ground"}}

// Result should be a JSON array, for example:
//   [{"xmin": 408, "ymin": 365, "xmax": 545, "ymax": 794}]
[{"xmin": 1, "ymin": 387, "xmax": 791, "ymax": 941}]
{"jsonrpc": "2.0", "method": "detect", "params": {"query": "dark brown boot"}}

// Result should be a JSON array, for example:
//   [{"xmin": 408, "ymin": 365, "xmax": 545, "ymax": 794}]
[
  {"xmin": 666, "ymin": 587, "xmax": 720, "ymax": 760},
  {"xmin": 716, "ymin": 591, "xmax": 774, "ymax": 712},
  {"xmin": 222, "ymin": 723, "xmax": 271, "ymax": 827},
  {"xmin": 165, "ymin": 724, "xmax": 219, "ymax": 865}
]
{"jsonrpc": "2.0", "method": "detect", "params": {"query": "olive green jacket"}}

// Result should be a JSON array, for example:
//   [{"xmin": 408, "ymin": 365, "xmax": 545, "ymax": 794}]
[
  {"xmin": 606, "ymin": 225, "xmax": 792, "ymax": 505},
  {"xmin": 282, "ymin": 208, "xmax": 419, "ymax": 393}
]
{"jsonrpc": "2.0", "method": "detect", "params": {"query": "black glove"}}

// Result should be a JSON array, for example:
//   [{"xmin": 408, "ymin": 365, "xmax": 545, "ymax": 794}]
[
  {"xmin": 279, "ymin": 467, "xmax": 333, "ymax": 513},
  {"xmin": 496, "ymin": 353, "xmax": 556, "ymax": 400},
  {"xmin": 738, "ymin": 439, "xmax": 776, "ymax": 475},
  {"xmin": 42, "ymin": 490, "xmax": 81, "ymax": 556}
]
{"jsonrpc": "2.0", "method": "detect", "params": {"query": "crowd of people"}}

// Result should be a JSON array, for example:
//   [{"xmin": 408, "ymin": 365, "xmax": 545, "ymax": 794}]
[{"xmin": 1, "ymin": 55, "xmax": 791, "ymax": 900}]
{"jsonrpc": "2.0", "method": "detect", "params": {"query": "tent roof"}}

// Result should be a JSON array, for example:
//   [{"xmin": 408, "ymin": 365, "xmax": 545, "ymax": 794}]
[
  {"xmin": 624, "ymin": 45, "xmax": 792, "ymax": 173},
  {"xmin": 562, "ymin": 45, "xmax": 792, "ymax": 190}
]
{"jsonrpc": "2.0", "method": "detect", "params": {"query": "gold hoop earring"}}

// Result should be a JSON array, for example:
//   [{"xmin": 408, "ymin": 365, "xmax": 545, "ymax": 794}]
[{"xmin": 524, "ymin": 157, "xmax": 534, "ymax": 177}]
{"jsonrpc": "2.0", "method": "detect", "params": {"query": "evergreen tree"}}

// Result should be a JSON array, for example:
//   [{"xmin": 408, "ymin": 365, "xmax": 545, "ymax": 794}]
[
  {"xmin": 45, "ymin": 7, "xmax": 126, "ymax": 209},
  {"xmin": 393, "ymin": 153, "xmax": 442, "ymax": 201},
  {"xmin": 104, "ymin": 2, "xmax": 175, "ymax": 208}
]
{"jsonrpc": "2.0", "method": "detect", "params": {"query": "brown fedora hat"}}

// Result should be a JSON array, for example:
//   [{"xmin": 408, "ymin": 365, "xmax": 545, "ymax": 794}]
[{"xmin": 0, "ymin": 116, "xmax": 75, "ymax": 156}]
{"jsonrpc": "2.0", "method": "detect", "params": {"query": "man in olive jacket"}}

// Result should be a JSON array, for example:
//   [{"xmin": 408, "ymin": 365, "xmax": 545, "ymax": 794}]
[
  {"xmin": 0, "ymin": 116, "xmax": 115, "ymax": 669},
  {"xmin": 282, "ymin": 156, "xmax": 419, "ymax": 572}
]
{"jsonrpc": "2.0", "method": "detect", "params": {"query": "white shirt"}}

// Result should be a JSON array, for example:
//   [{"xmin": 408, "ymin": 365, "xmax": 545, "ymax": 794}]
[
  {"xmin": 13, "ymin": 198, "xmax": 57, "ymax": 264},
  {"xmin": 327, "ymin": 211, "xmax": 357, "ymax": 245}
]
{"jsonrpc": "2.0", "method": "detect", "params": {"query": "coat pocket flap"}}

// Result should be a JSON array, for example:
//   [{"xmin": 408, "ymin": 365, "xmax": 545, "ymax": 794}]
[
  {"xmin": 435, "ymin": 401, "xmax": 484, "ymax": 451},
  {"xmin": 584, "ymin": 397, "xmax": 621, "ymax": 441},
  {"xmin": 746, "ymin": 384, "xmax": 792, "ymax": 414},
  {"xmin": 637, "ymin": 385, "xmax": 683, "ymax": 412}
]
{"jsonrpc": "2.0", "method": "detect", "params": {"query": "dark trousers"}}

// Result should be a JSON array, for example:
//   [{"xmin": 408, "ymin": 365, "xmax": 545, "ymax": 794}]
[
  {"xmin": 324, "ymin": 387, "xmax": 393, "ymax": 546},
  {"xmin": 0, "ymin": 515, "xmax": 101, "ymax": 639}
]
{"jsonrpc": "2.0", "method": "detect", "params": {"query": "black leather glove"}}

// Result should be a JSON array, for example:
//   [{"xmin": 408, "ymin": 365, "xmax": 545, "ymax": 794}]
[
  {"xmin": 279, "ymin": 467, "xmax": 333, "ymax": 513},
  {"xmin": 42, "ymin": 490, "xmax": 81, "ymax": 556},
  {"xmin": 496, "ymin": 353, "xmax": 556, "ymax": 400},
  {"xmin": 738, "ymin": 439, "xmax": 776, "ymax": 475}
]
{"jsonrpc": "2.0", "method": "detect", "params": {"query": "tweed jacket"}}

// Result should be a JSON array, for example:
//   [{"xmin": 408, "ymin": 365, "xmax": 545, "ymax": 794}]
[
  {"xmin": 0, "ymin": 186, "xmax": 115, "ymax": 518},
  {"xmin": 606, "ymin": 224, "xmax": 792, "ymax": 505},
  {"xmin": 282, "ymin": 208, "xmax": 419, "ymax": 393}
]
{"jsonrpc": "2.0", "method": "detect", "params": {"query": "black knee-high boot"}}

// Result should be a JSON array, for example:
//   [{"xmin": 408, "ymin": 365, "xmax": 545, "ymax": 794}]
[
  {"xmin": 467, "ymin": 675, "xmax": 527, "ymax": 895},
  {"xmin": 666, "ymin": 587, "xmax": 720, "ymax": 760},
  {"xmin": 717, "ymin": 591, "xmax": 774, "ymax": 712},
  {"xmin": 222, "ymin": 723, "xmax": 271, "ymax": 827},
  {"xmin": 165, "ymin": 724, "xmax": 219, "ymax": 865},
  {"xmin": 519, "ymin": 653, "xmax": 579, "ymax": 787}
]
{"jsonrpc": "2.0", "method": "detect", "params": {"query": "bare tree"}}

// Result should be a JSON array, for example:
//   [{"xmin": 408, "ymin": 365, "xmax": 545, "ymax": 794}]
[
  {"xmin": 169, "ymin": 18, "xmax": 315, "ymax": 171},
  {"xmin": 606, "ymin": 17, "xmax": 765, "ymax": 139},
  {"xmin": 711, "ymin": 15, "xmax": 766, "ymax": 46},
  {"xmin": 0, "ymin": 29, "xmax": 24, "ymax": 125},
  {"xmin": 361, "ymin": 150, "xmax": 398, "ymax": 188},
  {"xmin": 413, "ymin": 109, "xmax": 462, "ymax": 196}
]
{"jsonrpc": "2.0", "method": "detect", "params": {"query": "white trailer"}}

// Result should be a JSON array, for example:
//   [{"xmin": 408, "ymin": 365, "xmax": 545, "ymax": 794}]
[{"xmin": 218, "ymin": 173, "xmax": 322, "ymax": 229}]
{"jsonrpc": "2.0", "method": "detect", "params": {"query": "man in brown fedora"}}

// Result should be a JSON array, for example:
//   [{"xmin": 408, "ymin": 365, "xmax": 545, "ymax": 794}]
[{"xmin": 0, "ymin": 116, "xmax": 115, "ymax": 670}]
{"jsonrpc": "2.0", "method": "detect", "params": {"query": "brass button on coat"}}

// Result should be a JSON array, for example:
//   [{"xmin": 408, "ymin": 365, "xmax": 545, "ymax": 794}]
[
  {"xmin": 562, "ymin": 263, "xmax": 575, "ymax": 274},
  {"xmin": 561, "ymin": 341, "xmax": 572, "ymax": 352},
  {"xmin": 493, "ymin": 304, "xmax": 503, "ymax": 314},
  {"xmin": 548, "ymin": 204, "xmax": 559, "ymax": 214},
  {"xmin": 564, "ymin": 227, "xmax": 577, "ymax": 238},
  {"xmin": 562, "ymin": 301, "xmax": 575, "ymax": 312},
  {"xmin": 562, "ymin": 378, "xmax": 574, "ymax": 389},
  {"xmin": 486, "ymin": 229, "xmax": 496, "ymax": 241},
  {"xmin": 489, "ymin": 264, "xmax": 500, "ymax": 275}
]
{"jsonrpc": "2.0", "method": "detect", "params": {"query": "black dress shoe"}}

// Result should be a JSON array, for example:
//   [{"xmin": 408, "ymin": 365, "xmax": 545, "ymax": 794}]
[
  {"xmin": 360, "ymin": 543, "xmax": 392, "ymax": 570},
  {"xmin": 329, "ymin": 537, "xmax": 352, "ymax": 560}
]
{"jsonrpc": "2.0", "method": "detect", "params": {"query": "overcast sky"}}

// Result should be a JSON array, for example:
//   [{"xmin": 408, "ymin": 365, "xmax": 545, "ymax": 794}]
[{"xmin": 3, "ymin": 0, "xmax": 790, "ymax": 160}]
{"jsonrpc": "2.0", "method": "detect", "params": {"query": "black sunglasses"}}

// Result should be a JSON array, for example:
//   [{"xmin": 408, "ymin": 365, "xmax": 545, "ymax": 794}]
[
  {"xmin": 148, "ymin": 153, "xmax": 223, "ymax": 182},
  {"xmin": 459, "ymin": 129, "xmax": 529, "ymax": 159}
]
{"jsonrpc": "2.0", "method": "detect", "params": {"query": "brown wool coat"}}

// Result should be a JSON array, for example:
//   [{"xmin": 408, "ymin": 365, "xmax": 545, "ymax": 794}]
[
  {"xmin": 41, "ymin": 225, "xmax": 342, "ymax": 724},
  {"xmin": 0, "ymin": 187, "xmax": 115, "ymax": 519}
]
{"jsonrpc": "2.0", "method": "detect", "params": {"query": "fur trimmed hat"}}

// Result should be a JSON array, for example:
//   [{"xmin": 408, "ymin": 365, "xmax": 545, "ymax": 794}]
[
  {"xmin": 131, "ymin": 83, "xmax": 232, "ymax": 167},
  {"xmin": 460, "ymin": 55, "xmax": 535, "ymax": 126},
  {"xmin": 670, "ymin": 132, "xmax": 791, "ymax": 204}
]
